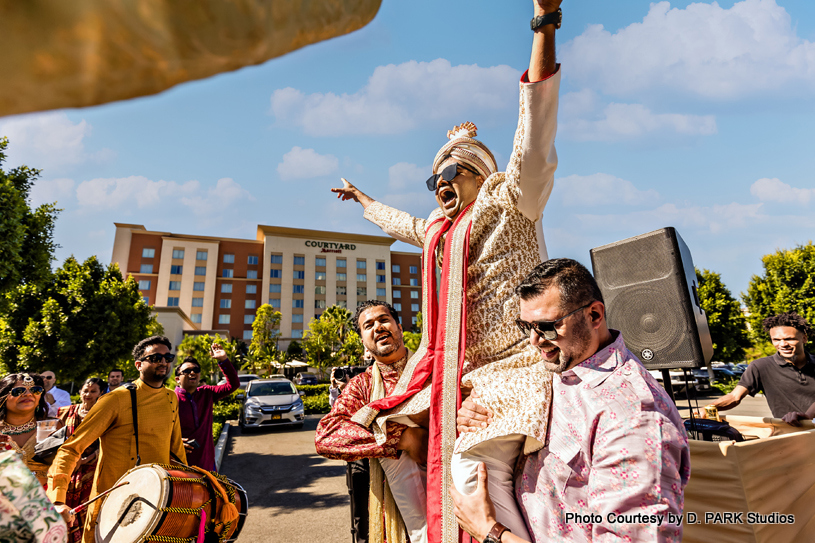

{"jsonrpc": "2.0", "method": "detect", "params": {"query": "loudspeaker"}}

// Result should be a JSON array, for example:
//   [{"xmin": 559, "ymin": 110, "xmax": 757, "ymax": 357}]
[{"xmin": 589, "ymin": 227, "xmax": 713, "ymax": 370}]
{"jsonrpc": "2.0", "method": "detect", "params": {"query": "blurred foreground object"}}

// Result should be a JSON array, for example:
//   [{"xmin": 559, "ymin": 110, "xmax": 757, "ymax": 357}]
[{"xmin": 0, "ymin": 0, "xmax": 382, "ymax": 117}]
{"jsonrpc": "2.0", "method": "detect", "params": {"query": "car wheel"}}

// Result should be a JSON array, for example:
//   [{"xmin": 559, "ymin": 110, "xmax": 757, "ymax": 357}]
[{"xmin": 239, "ymin": 417, "xmax": 249, "ymax": 434}]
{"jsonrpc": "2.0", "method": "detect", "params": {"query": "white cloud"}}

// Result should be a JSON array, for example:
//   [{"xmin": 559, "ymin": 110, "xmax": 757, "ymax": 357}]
[
  {"xmin": 29, "ymin": 177, "xmax": 76, "ymax": 207},
  {"xmin": 180, "ymin": 178, "xmax": 255, "ymax": 216},
  {"xmin": 561, "ymin": 0, "xmax": 815, "ymax": 99},
  {"xmin": 556, "ymin": 173, "xmax": 660, "ymax": 206},
  {"xmin": 76, "ymin": 176, "xmax": 199, "ymax": 209},
  {"xmin": 750, "ymin": 177, "xmax": 814, "ymax": 204},
  {"xmin": 277, "ymin": 147, "xmax": 339, "ymax": 180},
  {"xmin": 0, "ymin": 112, "xmax": 111, "ymax": 172},
  {"xmin": 388, "ymin": 162, "xmax": 428, "ymax": 191},
  {"xmin": 271, "ymin": 59, "xmax": 521, "ymax": 136}
]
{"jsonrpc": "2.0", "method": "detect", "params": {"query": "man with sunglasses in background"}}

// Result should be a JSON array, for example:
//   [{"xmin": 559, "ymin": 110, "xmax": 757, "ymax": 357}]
[
  {"xmin": 453, "ymin": 259, "xmax": 690, "ymax": 543},
  {"xmin": 41, "ymin": 370, "xmax": 71, "ymax": 417},
  {"xmin": 331, "ymin": 1, "xmax": 563, "ymax": 540},
  {"xmin": 174, "ymin": 342, "xmax": 239, "ymax": 470},
  {"xmin": 48, "ymin": 335, "xmax": 187, "ymax": 541}
]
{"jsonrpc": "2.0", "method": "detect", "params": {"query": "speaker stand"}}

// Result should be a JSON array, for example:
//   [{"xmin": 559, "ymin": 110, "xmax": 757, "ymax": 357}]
[{"xmin": 661, "ymin": 369, "xmax": 676, "ymax": 404}]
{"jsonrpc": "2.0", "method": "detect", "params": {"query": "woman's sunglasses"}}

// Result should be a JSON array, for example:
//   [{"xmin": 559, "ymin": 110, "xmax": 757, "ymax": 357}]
[
  {"xmin": 10, "ymin": 386, "xmax": 45, "ymax": 397},
  {"xmin": 515, "ymin": 304, "xmax": 591, "ymax": 341},
  {"xmin": 425, "ymin": 162, "xmax": 481, "ymax": 191}
]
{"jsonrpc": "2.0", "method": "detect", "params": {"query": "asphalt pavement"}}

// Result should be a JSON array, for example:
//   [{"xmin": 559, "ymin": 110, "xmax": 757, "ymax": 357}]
[{"xmin": 220, "ymin": 415, "xmax": 352, "ymax": 543}]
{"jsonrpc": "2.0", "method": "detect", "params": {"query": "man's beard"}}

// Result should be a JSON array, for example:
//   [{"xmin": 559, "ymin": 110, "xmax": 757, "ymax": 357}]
[
  {"xmin": 366, "ymin": 334, "xmax": 404, "ymax": 359},
  {"xmin": 543, "ymin": 317, "xmax": 592, "ymax": 374}
]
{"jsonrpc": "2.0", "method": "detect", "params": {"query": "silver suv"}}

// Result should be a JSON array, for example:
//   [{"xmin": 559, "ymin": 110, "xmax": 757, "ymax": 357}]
[{"xmin": 239, "ymin": 378, "xmax": 305, "ymax": 431}]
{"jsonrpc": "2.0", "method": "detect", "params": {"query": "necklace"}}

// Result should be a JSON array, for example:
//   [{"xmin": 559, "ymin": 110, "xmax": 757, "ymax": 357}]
[
  {"xmin": 77, "ymin": 404, "xmax": 90, "ymax": 418},
  {"xmin": 0, "ymin": 418, "xmax": 36, "ymax": 436}
]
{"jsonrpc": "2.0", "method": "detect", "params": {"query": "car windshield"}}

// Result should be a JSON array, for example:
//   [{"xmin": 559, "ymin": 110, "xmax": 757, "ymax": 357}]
[{"xmin": 248, "ymin": 382, "xmax": 297, "ymax": 396}]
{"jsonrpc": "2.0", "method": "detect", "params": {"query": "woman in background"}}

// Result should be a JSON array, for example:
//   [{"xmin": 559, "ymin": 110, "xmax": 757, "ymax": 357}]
[{"xmin": 0, "ymin": 373, "xmax": 54, "ymax": 486}]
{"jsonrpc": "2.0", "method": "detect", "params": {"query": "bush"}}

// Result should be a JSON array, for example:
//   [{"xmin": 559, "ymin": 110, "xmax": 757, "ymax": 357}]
[
  {"xmin": 713, "ymin": 378, "xmax": 740, "ymax": 395},
  {"xmin": 212, "ymin": 422, "xmax": 224, "ymax": 444},
  {"xmin": 303, "ymin": 393, "xmax": 330, "ymax": 414},
  {"xmin": 297, "ymin": 384, "xmax": 329, "ymax": 397},
  {"xmin": 213, "ymin": 400, "xmax": 241, "ymax": 424}
]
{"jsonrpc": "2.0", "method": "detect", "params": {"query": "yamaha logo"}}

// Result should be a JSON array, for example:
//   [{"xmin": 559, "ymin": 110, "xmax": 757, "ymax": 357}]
[{"xmin": 641, "ymin": 349, "xmax": 654, "ymax": 360}]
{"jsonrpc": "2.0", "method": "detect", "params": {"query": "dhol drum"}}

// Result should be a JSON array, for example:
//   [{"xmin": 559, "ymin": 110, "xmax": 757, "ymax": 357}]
[{"xmin": 95, "ymin": 463, "xmax": 248, "ymax": 543}]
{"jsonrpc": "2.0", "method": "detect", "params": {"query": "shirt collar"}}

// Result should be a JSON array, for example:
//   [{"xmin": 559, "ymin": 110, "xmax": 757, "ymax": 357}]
[
  {"xmin": 375, "ymin": 351, "xmax": 409, "ymax": 378},
  {"xmin": 564, "ymin": 330, "xmax": 626, "ymax": 388},
  {"xmin": 772, "ymin": 351, "xmax": 815, "ymax": 368}
]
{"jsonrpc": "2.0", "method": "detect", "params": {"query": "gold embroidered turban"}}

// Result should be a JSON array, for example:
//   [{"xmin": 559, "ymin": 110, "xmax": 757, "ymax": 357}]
[{"xmin": 431, "ymin": 122, "xmax": 497, "ymax": 180}]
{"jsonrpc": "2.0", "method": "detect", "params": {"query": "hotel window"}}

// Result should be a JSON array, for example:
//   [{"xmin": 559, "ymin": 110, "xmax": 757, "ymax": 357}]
[
  {"xmin": 170, "ymin": 265, "xmax": 183, "ymax": 275},
  {"xmin": 138, "ymin": 280, "xmax": 151, "ymax": 290},
  {"xmin": 410, "ymin": 266, "xmax": 418, "ymax": 274},
  {"xmin": 222, "ymin": 269, "xmax": 233, "ymax": 278},
  {"xmin": 172, "ymin": 249, "xmax": 185, "ymax": 259},
  {"xmin": 357, "ymin": 261, "xmax": 366, "ymax": 269},
  {"xmin": 412, "ymin": 316, "xmax": 418, "ymax": 325},
  {"xmin": 142, "ymin": 296, "xmax": 149, "ymax": 305},
  {"xmin": 377, "ymin": 262, "xmax": 386, "ymax": 271},
  {"xmin": 221, "ymin": 284, "xmax": 232, "ymax": 293},
  {"xmin": 291, "ymin": 330, "xmax": 303, "ymax": 339},
  {"xmin": 315, "ymin": 257, "xmax": 326, "ymax": 267},
  {"xmin": 315, "ymin": 300, "xmax": 326, "ymax": 309},
  {"xmin": 393, "ymin": 277, "xmax": 401, "ymax": 286},
  {"xmin": 248, "ymin": 255, "xmax": 259, "ymax": 265},
  {"xmin": 270, "ymin": 299, "xmax": 281, "ymax": 308},
  {"xmin": 246, "ymin": 284, "xmax": 257, "ymax": 294},
  {"xmin": 140, "ymin": 264, "xmax": 153, "ymax": 274},
  {"xmin": 243, "ymin": 330, "xmax": 253, "ymax": 340},
  {"xmin": 195, "ymin": 266, "xmax": 206, "ymax": 276},
  {"xmin": 410, "ymin": 278, "xmax": 419, "ymax": 286},
  {"xmin": 357, "ymin": 287, "xmax": 367, "ymax": 297},
  {"xmin": 270, "ymin": 269, "xmax": 281, "ymax": 278},
  {"xmin": 294, "ymin": 271, "xmax": 305, "ymax": 280},
  {"xmin": 393, "ymin": 290, "xmax": 401, "ymax": 298},
  {"xmin": 392, "ymin": 264, "xmax": 401, "ymax": 273},
  {"xmin": 223, "ymin": 254, "xmax": 235, "ymax": 264},
  {"xmin": 336, "ymin": 286, "xmax": 347, "ymax": 296},
  {"xmin": 246, "ymin": 270, "xmax": 258, "ymax": 279},
  {"xmin": 294, "ymin": 256, "xmax": 305, "ymax": 266},
  {"xmin": 377, "ymin": 275, "xmax": 386, "ymax": 283},
  {"xmin": 192, "ymin": 298, "xmax": 204, "ymax": 307},
  {"xmin": 394, "ymin": 303, "xmax": 402, "ymax": 311},
  {"xmin": 357, "ymin": 274, "xmax": 367, "ymax": 282},
  {"xmin": 337, "ymin": 259, "xmax": 346, "ymax": 268},
  {"xmin": 193, "ymin": 282, "xmax": 205, "ymax": 291},
  {"xmin": 315, "ymin": 286, "xmax": 326, "ymax": 295},
  {"xmin": 337, "ymin": 273, "xmax": 347, "ymax": 281},
  {"xmin": 167, "ymin": 297, "xmax": 179, "ymax": 307},
  {"xmin": 411, "ymin": 304, "xmax": 420, "ymax": 312},
  {"xmin": 337, "ymin": 300, "xmax": 347, "ymax": 308},
  {"xmin": 377, "ymin": 288, "xmax": 386, "ymax": 296},
  {"xmin": 191, "ymin": 314, "xmax": 202, "ymax": 324},
  {"xmin": 244, "ymin": 315, "xmax": 255, "ymax": 324},
  {"xmin": 220, "ymin": 299, "xmax": 232, "ymax": 309},
  {"xmin": 293, "ymin": 285, "xmax": 305, "ymax": 294},
  {"xmin": 292, "ymin": 314, "xmax": 304, "ymax": 323},
  {"xmin": 270, "ymin": 254, "xmax": 283, "ymax": 264},
  {"xmin": 218, "ymin": 315, "xmax": 230, "ymax": 324},
  {"xmin": 293, "ymin": 299, "xmax": 304, "ymax": 308},
  {"xmin": 245, "ymin": 300, "xmax": 256, "ymax": 309},
  {"xmin": 411, "ymin": 291, "xmax": 419, "ymax": 299},
  {"xmin": 316, "ymin": 271, "xmax": 327, "ymax": 281},
  {"xmin": 142, "ymin": 248, "xmax": 155, "ymax": 258},
  {"xmin": 169, "ymin": 281, "xmax": 181, "ymax": 291},
  {"xmin": 196, "ymin": 250, "xmax": 208, "ymax": 260},
  {"xmin": 269, "ymin": 284, "xmax": 281, "ymax": 293}
]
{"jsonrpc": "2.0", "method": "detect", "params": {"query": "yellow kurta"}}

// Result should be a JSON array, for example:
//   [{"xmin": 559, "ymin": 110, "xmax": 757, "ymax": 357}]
[{"xmin": 47, "ymin": 379, "xmax": 186, "ymax": 543}]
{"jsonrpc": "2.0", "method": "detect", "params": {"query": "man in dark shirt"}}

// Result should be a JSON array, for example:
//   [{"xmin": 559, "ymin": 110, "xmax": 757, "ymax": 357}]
[
  {"xmin": 709, "ymin": 312, "xmax": 815, "ymax": 420},
  {"xmin": 174, "ymin": 342, "xmax": 239, "ymax": 470}
]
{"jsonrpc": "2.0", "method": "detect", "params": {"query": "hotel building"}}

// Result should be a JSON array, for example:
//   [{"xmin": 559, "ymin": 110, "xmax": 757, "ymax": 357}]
[{"xmin": 111, "ymin": 223, "xmax": 422, "ymax": 346}]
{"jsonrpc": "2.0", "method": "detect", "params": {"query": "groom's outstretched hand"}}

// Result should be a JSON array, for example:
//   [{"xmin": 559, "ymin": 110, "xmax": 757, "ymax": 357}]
[{"xmin": 330, "ymin": 178, "xmax": 374, "ymax": 208}]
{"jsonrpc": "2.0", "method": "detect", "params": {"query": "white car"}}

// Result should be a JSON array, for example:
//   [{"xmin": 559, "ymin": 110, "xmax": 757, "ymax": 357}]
[{"xmin": 239, "ymin": 378, "xmax": 305, "ymax": 431}]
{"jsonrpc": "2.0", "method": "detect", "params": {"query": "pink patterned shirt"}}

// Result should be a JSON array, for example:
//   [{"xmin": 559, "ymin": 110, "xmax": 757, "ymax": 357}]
[{"xmin": 516, "ymin": 331, "xmax": 690, "ymax": 542}]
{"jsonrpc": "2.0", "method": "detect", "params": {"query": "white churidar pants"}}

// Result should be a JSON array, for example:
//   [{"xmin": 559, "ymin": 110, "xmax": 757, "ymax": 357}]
[
  {"xmin": 451, "ymin": 434, "xmax": 531, "ymax": 541},
  {"xmin": 379, "ymin": 453, "xmax": 428, "ymax": 543}
]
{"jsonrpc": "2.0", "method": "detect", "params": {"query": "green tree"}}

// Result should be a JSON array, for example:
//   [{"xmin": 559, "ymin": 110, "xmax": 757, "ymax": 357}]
[
  {"xmin": 403, "ymin": 311, "xmax": 423, "ymax": 352},
  {"xmin": 302, "ymin": 305, "xmax": 363, "ymax": 369},
  {"xmin": 0, "ymin": 137, "xmax": 60, "ymax": 297},
  {"xmin": 0, "ymin": 256, "xmax": 157, "ymax": 380},
  {"xmin": 247, "ymin": 304, "xmax": 282, "ymax": 373},
  {"xmin": 742, "ymin": 242, "xmax": 815, "ymax": 350},
  {"xmin": 695, "ymin": 268, "xmax": 750, "ymax": 363},
  {"xmin": 177, "ymin": 333, "xmax": 245, "ymax": 383}
]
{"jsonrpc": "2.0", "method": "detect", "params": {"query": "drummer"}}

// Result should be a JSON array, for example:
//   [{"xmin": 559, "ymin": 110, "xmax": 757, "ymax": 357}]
[{"xmin": 47, "ymin": 336, "xmax": 187, "ymax": 543}]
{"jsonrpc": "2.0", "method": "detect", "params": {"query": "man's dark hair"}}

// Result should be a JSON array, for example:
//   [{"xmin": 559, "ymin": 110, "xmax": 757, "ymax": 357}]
[
  {"xmin": 132, "ymin": 335, "xmax": 173, "ymax": 361},
  {"xmin": 175, "ymin": 356, "xmax": 201, "ymax": 376},
  {"xmin": 108, "ymin": 369, "xmax": 124, "ymax": 377},
  {"xmin": 353, "ymin": 300, "xmax": 401, "ymax": 334},
  {"xmin": 762, "ymin": 312, "xmax": 811, "ymax": 337},
  {"xmin": 515, "ymin": 258, "xmax": 604, "ymax": 310}
]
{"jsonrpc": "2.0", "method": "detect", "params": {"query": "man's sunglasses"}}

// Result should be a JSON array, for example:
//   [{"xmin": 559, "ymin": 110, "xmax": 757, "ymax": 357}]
[
  {"xmin": 10, "ymin": 386, "xmax": 45, "ymax": 397},
  {"xmin": 426, "ymin": 162, "xmax": 481, "ymax": 191},
  {"xmin": 141, "ymin": 353, "xmax": 176, "ymax": 364},
  {"xmin": 515, "ymin": 304, "xmax": 591, "ymax": 341},
  {"xmin": 180, "ymin": 367, "xmax": 200, "ymax": 375}
]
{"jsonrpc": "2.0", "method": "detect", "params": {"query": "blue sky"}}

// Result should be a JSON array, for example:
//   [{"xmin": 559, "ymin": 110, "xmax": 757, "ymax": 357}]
[{"xmin": 2, "ymin": 0, "xmax": 814, "ymax": 299}]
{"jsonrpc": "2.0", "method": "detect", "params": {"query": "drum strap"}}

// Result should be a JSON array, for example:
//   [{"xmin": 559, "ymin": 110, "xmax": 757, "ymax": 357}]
[{"xmin": 125, "ymin": 383, "xmax": 141, "ymax": 465}]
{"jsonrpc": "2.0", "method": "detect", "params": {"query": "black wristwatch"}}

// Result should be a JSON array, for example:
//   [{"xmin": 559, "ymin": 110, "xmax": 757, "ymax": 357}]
[
  {"xmin": 483, "ymin": 522, "xmax": 510, "ymax": 543},
  {"xmin": 531, "ymin": 8, "xmax": 562, "ymax": 31}
]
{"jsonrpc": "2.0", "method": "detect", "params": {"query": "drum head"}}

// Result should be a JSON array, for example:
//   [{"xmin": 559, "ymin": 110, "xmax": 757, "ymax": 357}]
[{"xmin": 96, "ymin": 465, "xmax": 168, "ymax": 543}]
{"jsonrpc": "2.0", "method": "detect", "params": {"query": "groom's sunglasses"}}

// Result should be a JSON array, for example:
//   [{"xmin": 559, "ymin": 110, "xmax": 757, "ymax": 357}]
[{"xmin": 425, "ymin": 162, "xmax": 481, "ymax": 192}]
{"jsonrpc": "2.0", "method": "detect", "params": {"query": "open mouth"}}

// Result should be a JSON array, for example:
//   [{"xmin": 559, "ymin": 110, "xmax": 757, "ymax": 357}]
[
  {"xmin": 539, "ymin": 346, "xmax": 560, "ymax": 361},
  {"xmin": 438, "ymin": 187, "xmax": 457, "ymax": 207},
  {"xmin": 375, "ymin": 332, "xmax": 392, "ymax": 343}
]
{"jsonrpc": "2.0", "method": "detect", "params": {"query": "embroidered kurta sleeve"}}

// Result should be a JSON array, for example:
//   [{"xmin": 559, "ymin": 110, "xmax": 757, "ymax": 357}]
[
  {"xmin": 363, "ymin": 201, "xmax": 428, "ymax": 248},
  {"xmin": 589, "ymin": 411, "xmax": 688, "ymax": 542},
  {"xmin": 504, "ymin": 68, "xmax": 560, "ymax": 223},
  {"xmin": 315, "ymin": 373, "xmax": 405, "ymax": 461}
]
